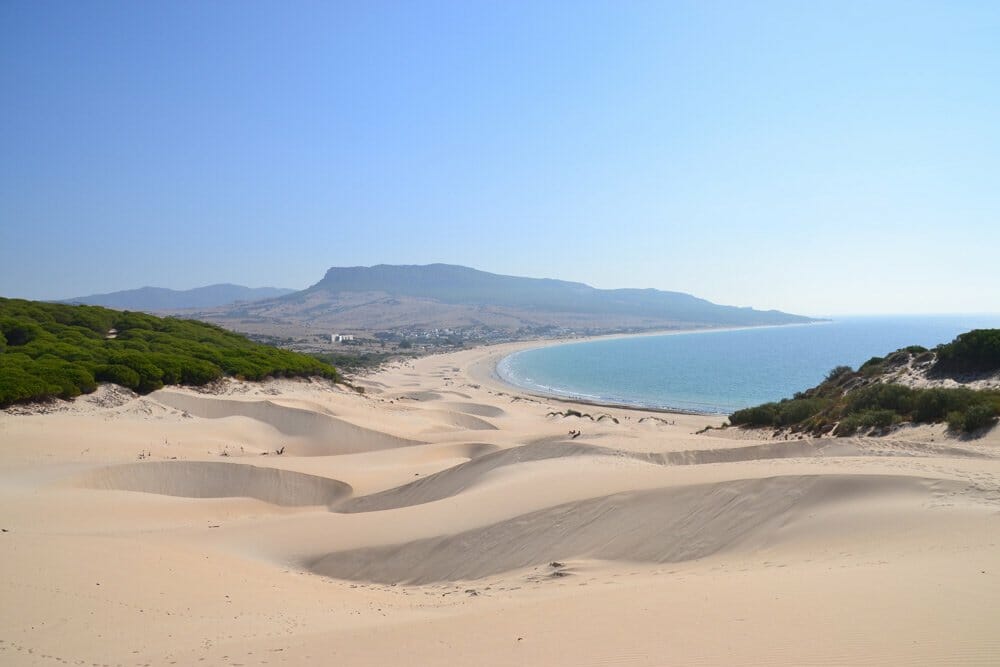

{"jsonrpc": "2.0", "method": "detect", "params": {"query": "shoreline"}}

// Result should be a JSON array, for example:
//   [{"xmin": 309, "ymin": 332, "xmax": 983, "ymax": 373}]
[
  {"xmin": 474, "ymin": 321, "xmax": 830, "ymax": 417},
  {"xmin": 3, "ymin": 324, "xmax": 999, "ymax": 665}
]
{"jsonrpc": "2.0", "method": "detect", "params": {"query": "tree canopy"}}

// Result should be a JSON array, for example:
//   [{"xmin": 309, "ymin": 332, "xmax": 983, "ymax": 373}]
[{"xmin": 0, "ymin": 298, "xmax": 337, "ymax": 407}]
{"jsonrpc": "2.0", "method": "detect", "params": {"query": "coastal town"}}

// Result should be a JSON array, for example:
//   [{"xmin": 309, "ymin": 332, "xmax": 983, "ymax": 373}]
[{"xmin": 245, "ymin": 322, "xmax": 690, "ymax": 361}]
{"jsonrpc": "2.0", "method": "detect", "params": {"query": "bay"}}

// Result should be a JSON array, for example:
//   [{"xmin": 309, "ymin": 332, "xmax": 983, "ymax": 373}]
[{"xmin": 496, "ymin": 315, "xmax": 1000, "ymax": 414}]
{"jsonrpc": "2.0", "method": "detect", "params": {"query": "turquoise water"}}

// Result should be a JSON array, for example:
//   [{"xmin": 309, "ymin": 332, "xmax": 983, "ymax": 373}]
[{"xmin": 496, "ymin": 316, "xmax": 1000, "ymax": 414}]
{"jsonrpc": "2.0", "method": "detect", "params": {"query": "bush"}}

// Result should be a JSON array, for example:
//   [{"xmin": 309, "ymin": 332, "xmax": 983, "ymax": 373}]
[
  {"xmin": 0, "ymin": 298, "xmax": 338, "ymax": 407},
  {"xmin": 913, "ymin": 388, "xmax": 953, "ymax": 422},
  {"xmin": 858, "ymin": 356, "xmax": 885, "ymax": 376},
  {"xmin": 825, "ymin": 365, "xmax": 854, "ymax": 382},
  {"xmin": 774, "ymin": 398, "xmax": 830, "ymax": 426},
  {"xmin": 846, "ymin": 383, "xmax": 914, "ymax": 415},
  {"xmin": 733, "ymin": 380, "xmax": 1000, "ymax": 436},
  {"xmin": 730, "ymin": 403, "xmax": 779, "ymax": 427},
  {"xmin": 935, "ymin": 329, "xmax": 1000, "ymax": 374},
  {"xmin": 949, "ymin": 404, "xmax": 998, "ymax": 433},
  {"xmin": 946, "ymin": 410, "xmax": 967, "ymax": 433},
  {"xmin": 728, "ymin": 333, "xmax": 1000, "ymax": 438},
  {"xmin": 95, "ymin": 364, "xmax": 142, "ymax": 390},
  {"xmin": 866, "ymin": 409, "xmax": 899, "ymax": 428},
  {"xmin": 963, "ymin": 404, "xmax": 998, "ymax": 432},
  {"xmin": 0, "ymin": 319, "xmax": 43, "ymax": 346},
  {"xmin": 836, "ymin": 409, "xmax": 899, "ymax": 436}
]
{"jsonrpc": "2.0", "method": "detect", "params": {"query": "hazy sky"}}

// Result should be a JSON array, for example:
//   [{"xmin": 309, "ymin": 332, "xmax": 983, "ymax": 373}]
[{"xmin": 2, "ymin": 1, "xmax": 998, "ymax": 316}]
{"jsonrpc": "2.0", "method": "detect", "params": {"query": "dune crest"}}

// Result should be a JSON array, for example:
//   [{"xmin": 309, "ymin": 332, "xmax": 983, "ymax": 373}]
[
  {"xmin": 77, "ymin": 461, "xmax": 352, "ymax": 507},
  {"xmin": 311, "ymin": 474, "xmax": 972, "ymax": 584},
  {"xmin": 152, "ymin": 390, "xmax": 424, "ymax": 454}
]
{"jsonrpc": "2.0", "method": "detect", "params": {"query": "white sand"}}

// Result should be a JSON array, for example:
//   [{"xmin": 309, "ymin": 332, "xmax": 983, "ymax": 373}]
[{"xmin": 2, "ymin": 342, "xmax": 999, "ymax": 665}]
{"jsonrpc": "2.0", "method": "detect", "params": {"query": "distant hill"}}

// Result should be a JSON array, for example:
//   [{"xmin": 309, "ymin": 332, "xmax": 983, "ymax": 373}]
[
  {"xmin": 201, "ymin": 264, "xmax": 818, "ymax": 336},
  {"xmin": 61, "ymin": 284, "xmax": 296, "ymax": 311},
  {"xmin": 302, "ymin": 264, "xmax": 816, "ymax": 327}
]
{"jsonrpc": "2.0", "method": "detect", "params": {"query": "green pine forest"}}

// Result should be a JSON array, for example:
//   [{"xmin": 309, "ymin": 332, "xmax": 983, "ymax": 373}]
[{"xmin": 0, "ymin": 298, "xmax": 338, "ymax": 407}]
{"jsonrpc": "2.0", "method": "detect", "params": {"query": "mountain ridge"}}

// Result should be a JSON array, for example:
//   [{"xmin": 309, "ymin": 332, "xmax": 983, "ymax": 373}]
[
  {"xmin": 61, "ymin": 284, "xmax": 296, "ymax": 311},
  {"xmin": 295, "ymin": 263, "xmax": 815, "ymax": 327}
]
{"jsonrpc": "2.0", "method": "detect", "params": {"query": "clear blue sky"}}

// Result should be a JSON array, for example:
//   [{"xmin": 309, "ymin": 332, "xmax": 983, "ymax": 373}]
[{"xmin": 2, "ymin": 1, "xmax": 998, "ymax": 315}]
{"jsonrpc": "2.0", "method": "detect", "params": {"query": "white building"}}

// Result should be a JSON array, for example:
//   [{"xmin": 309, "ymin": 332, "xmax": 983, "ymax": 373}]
[{"xmin": 331, "ymin": 334, "xmax": 355, "ymax": 343}]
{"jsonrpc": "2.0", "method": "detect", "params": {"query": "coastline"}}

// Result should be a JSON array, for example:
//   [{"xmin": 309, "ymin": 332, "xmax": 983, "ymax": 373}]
[
  {"xmin": 477, "ymin": 321, "xmax": 830, "ymax": 416},
  {"xmin": 3, "ymin": 335, "xmax": 1000, "ymax": 665}
]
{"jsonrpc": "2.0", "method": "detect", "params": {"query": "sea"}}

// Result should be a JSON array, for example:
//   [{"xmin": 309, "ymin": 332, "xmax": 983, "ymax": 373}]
[{"xmin": 496, "ymin": 315, "xmax": 1000, "ymax": 415}]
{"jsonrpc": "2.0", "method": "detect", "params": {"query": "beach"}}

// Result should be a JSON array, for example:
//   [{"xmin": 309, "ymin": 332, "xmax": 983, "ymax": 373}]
[{"xmin": 2, "ymin": 342, "xmax": 999, "ymax": 665}]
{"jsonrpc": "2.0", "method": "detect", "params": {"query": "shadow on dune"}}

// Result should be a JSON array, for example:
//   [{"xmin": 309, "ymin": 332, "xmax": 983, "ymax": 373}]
[
  {"xmin": 335, "ymin": 438, "xmax": 863, "ymax": 514},
  {"xmin": 410, "ymin": 409, "xmax": 499, "ymax": 431},
  {"xmin": 311, "ymin": 474, "xmax": 957, "ymax": 584},
  {"xmin": 77, "ymin": 461, "xmax": 353, "ymax": 508},
  {"xmin": 152, "ymin": 390, "xmax": 425, "ymax": 455},
  {"xmin": 437, "ymin": 401, "xmax": 507, "ymax": 418}
]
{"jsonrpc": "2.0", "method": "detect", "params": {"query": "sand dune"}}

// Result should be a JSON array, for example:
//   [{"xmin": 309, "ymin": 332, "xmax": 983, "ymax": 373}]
[
  {"xmin": 77, "ymin": 460, "xmax": 352, "ymax": 507},
  {"xmin": 337, "ymin": 440, "xmax": 591, "ymax": 513},
  {"xmin": 311, "ymin": 473, "xmax": 967, "ymax": 584},
  {"xmin": 152, "ymin": 390, "xmax": 424, "ymax": 454},
  {"xmin": 394, "ymin": 390, "xmax": 441, "ymax": 401},
  {"xmin": 409, "ymin": 408, "xmax": 499, "ymax": 431},
  {"xmin": 337, "ymin": 438, "xmax": 871, "ymax": 514},
  {"xmin": 436, "ymin": 389, "xmax": 473, "ymax": 399},
  {"xmin": 438, "ymin": 401, "xmax": 507, "ymax": 418},
  {"xmin": 3, "ymin": 341, "xmax": 1000, "ymax": 666}
]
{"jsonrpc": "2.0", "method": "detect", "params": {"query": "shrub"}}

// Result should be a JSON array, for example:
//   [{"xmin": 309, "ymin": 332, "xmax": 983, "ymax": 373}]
[
  {"xmin": 913, "ymin": 388, "xmax": 953, "ymax": 422},
  {"xmin": 954, "ymin": 404, "xmax": 998, "ymax": 433},
  {"xmin": 836, "ymin": 409, "xmax": 899, "ymax": 436},
  {"xmin": 963, "ymin": 404, "xmax": 998, "ymax": 431},
  {"xmin": 774, "ymin": 398, "xmax": 829, "ymax": 426},
  {"xmin": 946, "ymin": 410, "xmax": 967, "ymax": 433},
  {"xmin": 846, "ymin": 383, "xmax": 914, "ymax": 415},
  {"xmin": 730, "ymin": 403, "xmax": 779, "ymax": 427},
  {"xmin": 935, "ymin": 329, "xmax": 1000, "ymax": 374},
  {"xmin": 866, "ymin": 409, "xmax": 899, "ymax": 428},
  {"xmin": 729, "ymin": 333, "xmax": 1000, "ymax": 438},
  {"xmin": 0, "ymin": 298, "xmax": 338, "ymax": 407},
  {"xmin": 858, "ymin": 356, "xmax": 885, "ymax": 376},
  {"xmin": 95, "ymin": 364, "xmax": 142, "ymax": 390},
  {"xmin": 0, "ymin": 319, "xmax": 43, "ymax": 346},
  {"xmin": 835, "ymin": 415, "xmax": 862, "ymax": 437},
  {"xmin": 825, "ymin": 365, "xmax": 854, "ymax": 382}
]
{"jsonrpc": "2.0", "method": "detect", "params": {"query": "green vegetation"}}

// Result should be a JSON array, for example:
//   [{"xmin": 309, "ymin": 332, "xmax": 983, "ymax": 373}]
[
  {"xmin": 935, "ymin": 329, "xmax": 1000, "ymax": 374},
  {"xmin": 730, "ymin": 330, "xmax": 1000, "ymax": 437},
  {"xmin": 311, "ymin": 350, "xmax": 408, "ymax": 373},
  {"xmin": 0, "ymin": 298, "xmax": 337, "ymax": 407}
]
